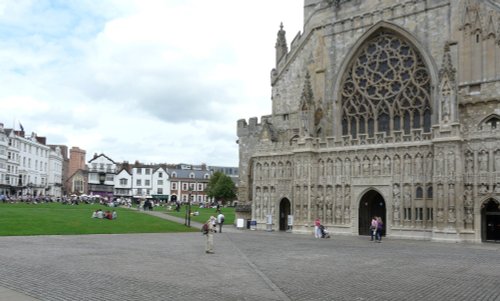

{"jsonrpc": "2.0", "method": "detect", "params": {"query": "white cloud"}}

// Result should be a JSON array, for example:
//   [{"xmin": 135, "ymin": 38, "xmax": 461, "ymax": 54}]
[{"xmin": 0, "ymin": 0, "xmax": 303, "ymax": 166}]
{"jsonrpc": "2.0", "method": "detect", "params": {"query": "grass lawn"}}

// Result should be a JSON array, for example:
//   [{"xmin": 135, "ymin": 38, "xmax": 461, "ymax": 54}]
[
  {"xmin": 0, "ymin": 203, "xmax": 197, "ymax": 236},
  {"xmin": 164, "ymin": 205, "xmax": 235, "ymax": 225}
]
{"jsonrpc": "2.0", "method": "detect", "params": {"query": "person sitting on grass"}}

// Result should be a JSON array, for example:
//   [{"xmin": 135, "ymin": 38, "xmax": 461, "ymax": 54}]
[{"xmin": 96, "ymin": 209, "xmax": 104, "ymax": 219}]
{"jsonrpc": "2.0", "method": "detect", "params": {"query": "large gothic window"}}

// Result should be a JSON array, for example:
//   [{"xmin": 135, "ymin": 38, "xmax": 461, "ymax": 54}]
[{"xmin": 341, "ymin": 31, "xmax": 431, "ymax": 138}]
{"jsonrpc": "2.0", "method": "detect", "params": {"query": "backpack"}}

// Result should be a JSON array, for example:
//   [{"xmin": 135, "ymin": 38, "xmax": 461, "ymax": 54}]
[
  {"xmin": 220, "ymin": 216, "xmax": 225, "ymax": 223},
  {"xmin": 201, "ymin": 223, "xmax": 209, "ymax": 234}
]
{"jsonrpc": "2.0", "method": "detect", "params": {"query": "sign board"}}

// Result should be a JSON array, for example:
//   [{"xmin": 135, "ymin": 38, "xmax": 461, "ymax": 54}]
[
  {"xmin": 287, "ymin": 215, "xmax": 294, "ymax": 226},
  {"xmin": 236, "ymin": 218, "xmax": 245, "ymax": 228},
  {"xmin": 266, "ymin": 214, "xmax": 273, "ymax": 225}
]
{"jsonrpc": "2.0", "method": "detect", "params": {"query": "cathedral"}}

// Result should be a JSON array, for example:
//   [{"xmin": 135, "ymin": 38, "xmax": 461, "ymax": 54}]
[{"xmin": 236, "ymin": 0, "xmax": 500, "ymax": 243}]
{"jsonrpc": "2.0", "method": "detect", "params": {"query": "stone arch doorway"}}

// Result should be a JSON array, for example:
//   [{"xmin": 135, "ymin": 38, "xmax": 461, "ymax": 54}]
[
  {"xmin": 279, "ymin": 198, "xmax": 291, "ymax": 231},
  {"xmin": 358, "ymin": 190, "xmax": 386, "ymax": 236},
  {"xmin": 481, "ymin": 198, "xmax": 500, "ymax": 242}
]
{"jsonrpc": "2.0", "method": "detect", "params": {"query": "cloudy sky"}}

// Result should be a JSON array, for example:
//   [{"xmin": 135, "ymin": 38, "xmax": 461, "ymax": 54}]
[{"xmin": 0, "ymin": 0, "xmax": 303, "ymax": 167}]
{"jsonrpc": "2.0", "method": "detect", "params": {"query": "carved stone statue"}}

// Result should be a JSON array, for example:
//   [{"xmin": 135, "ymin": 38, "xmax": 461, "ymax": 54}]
[
  {"xmin": 344, "ymin": 206, "xmax": 350, "ymax": 223},
  {"xmin": 335, "ymin": 206, "xmax": 342, "ymax": 223},
  {"xmin": 373, "ymin": 157, "xmax": 381, "ymax": 175},
  {"xmin": 415, "ymin": 155, "xmax": 422, "ymax": 176},
  {"xmin": 479, "ymin": 151, "xmax": 488, "ymax": 172},
  {"xmin": 362, "ymin": 158, "xmax": 370, "ymax": 176},
  {"xmin": 393, "ymin": 184, "xmax": 401, "ymax": 207},
  {"xmin": 479, "ymin": 183, "xmax": 489, "ymax": 194},
  {"xmin": 464, "ymin": 185, "xmax": 473, "ymax": 208},
  {"xmin": 466, "ymin": 153, "xmax": 474, "ymax": 174},
  {"xmin": 383, "ymin": 156, "xmax": 391, "ymax": 175},
  {"xmin": 403, "ymin": 185, "xmax": 411, "ymax": 207},
  {"xmin": 448, "ymin": 208, "xmax": 456, "ymax": 223},
  {"xmin": 437, "ymin": 209, "xmax": 444, "ymax": 222},
  {"xmin": 437, "ymin": 184, "xmax": 444, "ymax": 208},
  {"xmin": 394, "ymin": 156, "xmax": 401, "ymax": 174},
  {"xmin": 404, "ymin": 155, "xmax": 412, "ymax": 176},
  {"xmin": 464, "ymin": 208, "xmax": 473, "ymax": 224},
  {"xmin": 448, "ymin": 184, "xmax": 455, "ymax": 207}
]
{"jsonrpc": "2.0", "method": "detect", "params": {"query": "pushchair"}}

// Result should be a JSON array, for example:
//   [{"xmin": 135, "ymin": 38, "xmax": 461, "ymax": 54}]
[{"xmin": 319, "ymin": 225, "xmax": 330, "ymax": 238}]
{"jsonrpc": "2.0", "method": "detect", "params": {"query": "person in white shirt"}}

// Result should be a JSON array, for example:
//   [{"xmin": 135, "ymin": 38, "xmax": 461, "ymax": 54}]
[{"xmin": 217, "ymin": 213, "xmax": 225, "ymax": 233}]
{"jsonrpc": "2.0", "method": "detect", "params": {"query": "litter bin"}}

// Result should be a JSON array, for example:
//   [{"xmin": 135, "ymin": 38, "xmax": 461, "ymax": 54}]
[
  {"xmin": 246, "ymin": 219, "xmax": 251, "ymax": 229},
  {"xmin": 250, "ymin": 220, "xmax": 257, "ymax": 230}
]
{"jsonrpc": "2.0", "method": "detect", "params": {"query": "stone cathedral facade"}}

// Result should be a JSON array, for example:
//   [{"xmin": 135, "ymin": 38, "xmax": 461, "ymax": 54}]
[{"xmin": 237, "ymin": 0, "xmax": 500, "ymax": 243}]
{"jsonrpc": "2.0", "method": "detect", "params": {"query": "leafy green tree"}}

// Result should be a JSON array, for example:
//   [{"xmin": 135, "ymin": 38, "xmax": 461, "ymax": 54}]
[{"xmin": 206, "ymin": 171, "xmax": 236, "ymax": 205}]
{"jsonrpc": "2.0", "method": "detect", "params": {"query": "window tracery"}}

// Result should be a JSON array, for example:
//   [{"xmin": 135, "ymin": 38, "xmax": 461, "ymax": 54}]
[{"xmin": 341, "ymin": 31, "xmax": 432, "ymax": 138}]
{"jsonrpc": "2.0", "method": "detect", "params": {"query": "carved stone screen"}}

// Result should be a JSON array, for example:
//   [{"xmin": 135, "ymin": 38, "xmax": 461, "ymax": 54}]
[{"xmin": 341, "ymin": 31, "xmax": 431, "ymax": 138}]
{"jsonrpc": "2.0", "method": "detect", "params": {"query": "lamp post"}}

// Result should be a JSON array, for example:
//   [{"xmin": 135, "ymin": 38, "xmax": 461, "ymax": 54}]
[{"xmin": 185, "ymin": 186, "xmax": 192, "ymax": 227}]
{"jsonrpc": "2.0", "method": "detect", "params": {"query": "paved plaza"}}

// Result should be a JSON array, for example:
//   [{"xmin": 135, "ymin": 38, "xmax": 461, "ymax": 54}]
[{"xmin": 0, "ymin": 217, "xmax": 499, "ymax": 301}]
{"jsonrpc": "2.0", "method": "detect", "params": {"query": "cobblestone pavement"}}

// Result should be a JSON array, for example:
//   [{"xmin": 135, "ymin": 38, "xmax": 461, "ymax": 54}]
[{"xmin": 0, "ymin": 217, "xmax": 499, "ymax": 301}]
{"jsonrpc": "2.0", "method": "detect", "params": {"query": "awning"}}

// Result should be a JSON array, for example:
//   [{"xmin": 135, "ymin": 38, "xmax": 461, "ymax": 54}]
[{"xmin": 151, "ymin": 194, "xmax": 169, "ymax": 200}]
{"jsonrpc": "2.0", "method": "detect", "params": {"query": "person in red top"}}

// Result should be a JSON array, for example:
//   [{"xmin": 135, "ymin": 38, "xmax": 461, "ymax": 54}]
[{"xmin": 314, "ymin": 218, "xmax": 321, "ymax": 238}]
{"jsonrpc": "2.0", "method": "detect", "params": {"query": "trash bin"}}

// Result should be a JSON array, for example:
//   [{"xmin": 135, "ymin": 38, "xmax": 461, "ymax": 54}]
[
  {"xmin": 246, "ymin": 219, "xmax": 251, "ymax": 229},
  {"xmin": 250, "ymin": 220, "xmax": 257, "ymax": 230}
]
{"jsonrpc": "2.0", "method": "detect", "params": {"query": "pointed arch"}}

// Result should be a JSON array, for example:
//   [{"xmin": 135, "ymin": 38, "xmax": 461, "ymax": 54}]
[{"xmin": 333, "ymin": 21, "xmax": 439, "ymax": 138}]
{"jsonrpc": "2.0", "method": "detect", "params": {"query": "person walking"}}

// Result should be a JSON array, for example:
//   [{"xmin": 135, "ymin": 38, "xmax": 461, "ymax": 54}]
[
  {"xmin": 376, "ymin": 216, "xmax": 384, "ymax": 242},
  {"xmin": 370, "ymin": 217, "xmax": 378, "ymax": 241},
  {"xmin": 217, "ymin": 212, "xmax": 225, "ymax": 233},
  {"xmin": 314, "ymin": 218, "xmax": 321, "ymax": 238},
  {"xmin": 204, "ymin": 218, "xmax": 215, "ymax": 254}
]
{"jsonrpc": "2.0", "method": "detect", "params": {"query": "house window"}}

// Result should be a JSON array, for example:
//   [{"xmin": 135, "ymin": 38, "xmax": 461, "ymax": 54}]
[
  {"xmin": 159, "ymin": 172, "xmax": 163, "ymax": 178},
  {"xmin": 137, "ymin": 168, "xmax": 142, "ymax": 174},
  {"xmin": 158, "ymin": 180, "xmax": 163, "ymax": 185},
  {"xmin": 171, "ymin": 172, "xmax": 176, "ymax": 178},
  {"xmin": 182, "ymin": 183, "xmax": 187, "ymax": 190},
  {"xmin": 172, "ymin": 183, "xmax": 177, "ymax": 190},
  {"xmin": 145, "ymin": 168, "xmax": 151, "ymax": 175},
  {"xmin": 120, "ymin": 178, "xmax": 128, "ymax": 185},
  {"xmin": 189, "ymin": 173, "xmax": 195, "ymax": 179},
  {"xmin": 145, "ymin": 180, "xmax": 150, "ymax": 186},
  {"xmin": 136, "ymin": 179, "xmax": 142, "ymax": 186},
  {"xmin": 157, "ymin": 188, "xmax": 163, "ymax": 194}
]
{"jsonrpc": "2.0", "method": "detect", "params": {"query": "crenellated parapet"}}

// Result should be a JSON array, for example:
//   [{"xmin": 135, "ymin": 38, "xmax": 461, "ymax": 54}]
[{"xmin": 237, "ymin": 117, "xmax": 265, "ymax": 138}]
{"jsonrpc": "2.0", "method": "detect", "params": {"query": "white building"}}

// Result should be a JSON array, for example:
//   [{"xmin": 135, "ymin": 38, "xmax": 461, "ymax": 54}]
[
  {"xmin": 129, "ymin": 165, "xmax": 170, "ymax": 201},
  {"xmin": 47, "ymin": 146, "xmax": 63, "ymax": 197},
  {"xmin": 0, "ymin": 124, "xmax": 9, "ymax": 196},
  {"xmin": 114, "ymin": 168, "xmax": 132, "ymax": 198},
  {"xmin": 151, "ymin": 166, "xmax": 170, "ymax": 201},
  {"xmin": 17, "ymin": 133, "xmax": 50, "ymax": 197},
  {"xmin": 4, "ymin": 129, "xmax": 20, "ymax": 196}
]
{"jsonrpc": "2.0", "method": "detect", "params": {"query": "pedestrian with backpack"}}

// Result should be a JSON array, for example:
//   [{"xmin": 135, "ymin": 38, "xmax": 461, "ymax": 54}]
[{"xmin": 202, "ymin": 217, "xmax": 216, "ymax": 254}]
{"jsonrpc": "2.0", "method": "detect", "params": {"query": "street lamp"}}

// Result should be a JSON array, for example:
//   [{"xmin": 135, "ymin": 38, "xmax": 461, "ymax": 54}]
[{"xmin": 185, "ymin": 186, "xmax": 193, "ymax": 227}]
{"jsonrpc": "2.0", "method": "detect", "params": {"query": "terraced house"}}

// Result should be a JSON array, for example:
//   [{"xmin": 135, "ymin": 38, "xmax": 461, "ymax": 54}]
[{"xmin": 237, "ymin": 0, "xmax": 500, "ymax": 242}]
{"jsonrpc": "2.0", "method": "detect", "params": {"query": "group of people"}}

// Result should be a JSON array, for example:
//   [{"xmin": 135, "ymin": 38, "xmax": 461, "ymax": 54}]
[
  {"xmin": 370, "ymin": 216, "xmax": 384, "ymax": 242},
  {"xmin": 91, "ymin": 209, "xmax": 117, "ymax": 220},
  {"xmin": 202, "ymin": 213, "xmax": 225, "ymax": 254},
  {"xmin": 313, "ymin": 216, "xmax": 384, "ymax": 241}
]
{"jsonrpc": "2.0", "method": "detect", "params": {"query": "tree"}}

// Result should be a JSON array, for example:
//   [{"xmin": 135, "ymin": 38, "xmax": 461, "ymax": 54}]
[{"xmin": 206, "ymin": 171, "xmax": 236, "ymax": 205}]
